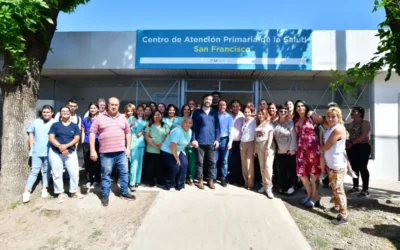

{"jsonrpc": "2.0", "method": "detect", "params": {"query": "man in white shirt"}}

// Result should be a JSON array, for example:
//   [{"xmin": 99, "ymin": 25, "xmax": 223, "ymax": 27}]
[
  {"xmin": 54, "ymin": 99, "xmax": 82, "ymax": 128},
  {"xmin": 228, "ymin": 100, "xmax": 245, "ymax": 186}
]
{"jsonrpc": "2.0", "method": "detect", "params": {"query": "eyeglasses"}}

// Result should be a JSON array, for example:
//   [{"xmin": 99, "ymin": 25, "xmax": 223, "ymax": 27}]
[{"xmin": 279, "ymin": 110, "xmax": 288, "ymax": 113}]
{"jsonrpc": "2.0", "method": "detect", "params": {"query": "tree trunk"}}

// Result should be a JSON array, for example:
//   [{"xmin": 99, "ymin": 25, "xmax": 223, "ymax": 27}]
[
  {"xmin": 0, "ymin": 77, "xmax": 39, "ymax": 202},
  {"xmin": 0, "ymin": 3, "xmax": 61, "ymax": 202}
]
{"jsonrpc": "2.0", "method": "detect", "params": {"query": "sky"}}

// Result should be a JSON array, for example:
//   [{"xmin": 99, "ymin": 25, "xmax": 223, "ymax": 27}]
[{"xmin": 57, "ymin": 0, "xmax": 386, "ymax": 31}]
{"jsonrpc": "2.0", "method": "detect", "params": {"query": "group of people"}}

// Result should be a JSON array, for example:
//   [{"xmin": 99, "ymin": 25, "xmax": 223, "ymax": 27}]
[{"xmin": 22, "ymin": 91, "xmax": 372, "ymax": 226}]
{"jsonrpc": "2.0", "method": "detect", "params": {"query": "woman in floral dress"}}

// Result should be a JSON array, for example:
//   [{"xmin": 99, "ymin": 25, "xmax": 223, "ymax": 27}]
[{"xmin": 293, "ymin": 100, "xmax": 322, "ymax": 208}]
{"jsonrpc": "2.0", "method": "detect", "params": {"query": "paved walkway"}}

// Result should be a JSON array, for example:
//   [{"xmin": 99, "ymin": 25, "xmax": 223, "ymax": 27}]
[{"xmin": 128, "ymin": 185, "xmax": 311, "ymax": 250}]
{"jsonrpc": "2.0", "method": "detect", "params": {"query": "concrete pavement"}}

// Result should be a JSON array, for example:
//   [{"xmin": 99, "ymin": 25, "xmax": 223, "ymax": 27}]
[{"xmin": 128, "ymin": 185, "xmax": 311, "ymax": 250}]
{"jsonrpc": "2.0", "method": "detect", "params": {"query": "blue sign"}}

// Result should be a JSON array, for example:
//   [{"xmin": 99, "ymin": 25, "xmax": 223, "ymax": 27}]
[{"xmin": 135, "ymin": 29, "xmax": 312, "ymax": 70}]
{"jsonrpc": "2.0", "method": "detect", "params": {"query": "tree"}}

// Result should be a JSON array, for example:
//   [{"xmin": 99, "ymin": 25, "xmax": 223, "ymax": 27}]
[
  {"xmin": 0, "ymin": 0, "xmax": 89, "ymax": 202},
  {"xmin": 330, "ymin": 0, "xmax": 400, "ymax": 92}
]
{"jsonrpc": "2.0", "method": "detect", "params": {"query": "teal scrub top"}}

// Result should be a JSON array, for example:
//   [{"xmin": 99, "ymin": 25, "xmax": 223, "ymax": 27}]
[
  {"xmin": 161, "ymin": 126, "xmax": 192, "ymax": 155},
  {"xmin": 128, "ymin": 116, "xmax": 147, "ymax": 148},
  {"xmin": 162, "ymin": 116, "xmax": 182, "ymax": 130}
]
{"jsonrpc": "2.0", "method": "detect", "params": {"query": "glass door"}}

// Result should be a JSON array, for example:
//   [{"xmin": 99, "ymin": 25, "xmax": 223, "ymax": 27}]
[{"xmin": 185, "ymin": 79, "xmax": 255, "ymax": 108}]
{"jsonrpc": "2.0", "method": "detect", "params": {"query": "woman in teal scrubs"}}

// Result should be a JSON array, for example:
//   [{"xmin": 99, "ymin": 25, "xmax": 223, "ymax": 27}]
[
  {"xmin": 160, "ymin": 116, "xmax": 193, "ymax": 191},
  {"xmin": 144, "ymin": 110, "xmax": 170, "ymax": 186},
  {"xmin": 128, "ymin": 106, "xmax": 147, "ymax": 190},
  {"xmin": 162, "ymin": 104, "xmax": 181, "ymax": 130}
]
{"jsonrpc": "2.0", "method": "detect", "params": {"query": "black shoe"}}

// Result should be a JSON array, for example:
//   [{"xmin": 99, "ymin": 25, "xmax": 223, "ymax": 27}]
[
  {"xmin": 221, "ymin": 180, "xmax": 227, "ymax": 187},
  {"xmin": 357, "ymin": 190, "xmax": 370, "ymax": 197},
  {"xmin": 347, "ymin": 187, "xmax": 360, "ymax": 194},
  {"xmin": 331, "ymin": 215, "xmax": 348, "ymax": 225},
  {"xmin": 101, "ymin": 196, "xmax": 109, "ymax": 207},
  {"xmin": 122, "ymin": 193, "xmax": 136, "ymax": 201}
]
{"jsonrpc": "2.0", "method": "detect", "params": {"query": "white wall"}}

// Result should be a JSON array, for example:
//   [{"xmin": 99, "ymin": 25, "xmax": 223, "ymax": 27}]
[
  {"xmin": 311, "ymin": 30, "xmax": 379, "ymax": 71},
  {"xmin": 43, "ymin": 32, "xmax": 136, "ymax": 69},
  {"xmin": 369, "ymin": 74, "xmax": 400, "ymax": 180}
]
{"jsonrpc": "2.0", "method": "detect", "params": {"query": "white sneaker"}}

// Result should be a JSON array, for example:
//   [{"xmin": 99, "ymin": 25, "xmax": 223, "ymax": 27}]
[
  {"xmin": 266, "ymin": 189, "xmax": 274, "ymax": 199},
  {"xmin": 22, "ymin": 192, "xmax": 31, "ymax": 203},
  {"xmin": 169, "ymin": 188, "xmax": 175, "ymax": 192},
  {"xmin": 56, "ymin": 193, "xmax": 65, "ymax": 204},
  {"xmin": 258, "ymin": 186, "xmax": 266, "ymax": 193},
  {"xmin": 41, "ymin": 189, "xmax": 49, "ymax": 199},
  {"xmin": 85, "ymin": 182, "xmax": 91, "ymax": 189},
  {"xmin": 348, "ymin": 169, "xmax": 358, "ymax": 179},
  {"xmin": 179, "ymin": 188, "xmax": 185, "ymax": 192},
  {"xmin": 71, "ymin": 193, "xmax": 84, "ymax": 199},
  {"xmin": 286, "ymin": 187, "xmax": 295, "ymax": 195}
]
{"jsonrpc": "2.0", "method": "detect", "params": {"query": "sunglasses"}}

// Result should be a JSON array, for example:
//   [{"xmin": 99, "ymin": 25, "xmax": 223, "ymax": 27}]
[{"xmin": 279, "ymin": 110, "xmax": 288, "ymax": 113}]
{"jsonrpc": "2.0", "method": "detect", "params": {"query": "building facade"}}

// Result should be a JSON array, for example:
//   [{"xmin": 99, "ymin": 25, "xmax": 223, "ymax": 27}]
[{"xmin": 19, "ymin": 29, "xmax": 400, "ymax": 181}]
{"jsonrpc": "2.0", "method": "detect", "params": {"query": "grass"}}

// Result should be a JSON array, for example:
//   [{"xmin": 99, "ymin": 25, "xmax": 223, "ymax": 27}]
[
  {"xmin": 89, "ymin": 229, "xmax": 103, "ymax": 240},
  {"xmin": 40, "ymin": 209, "xmax": 61, "ymax": 218},
  {"xmin": 284, "ymin": 200, "xmax": 400, "ymax": 250},
  {"xmin": 9, "ymin": 201, "xmax": 20, "ymax": 210},
  {"xmin": 339, "ymin": 227, "xmax": 355, "ymax": 238},
  {"xmin": 313, "ymin": 237, "xmax": 329, "ymax": 249},
  {"xmin": 47, "ymin": 236, "xmax": 62, "ymax": 245}
]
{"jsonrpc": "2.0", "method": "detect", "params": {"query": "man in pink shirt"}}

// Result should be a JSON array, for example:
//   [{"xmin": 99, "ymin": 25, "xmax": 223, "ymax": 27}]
[{"xmin": 90, "ymin": 97, "xmax": 135, "ymax": 206}]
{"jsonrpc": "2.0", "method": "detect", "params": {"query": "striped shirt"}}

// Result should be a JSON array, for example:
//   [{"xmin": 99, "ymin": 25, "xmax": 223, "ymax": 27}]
[{"xmin": 90, "ymin": 112, "xmax": 130, "ymax": 153}]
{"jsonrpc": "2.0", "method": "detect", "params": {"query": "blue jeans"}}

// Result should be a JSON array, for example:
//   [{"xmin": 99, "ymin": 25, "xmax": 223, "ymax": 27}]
[
  {"xmin": 215, "ymin": 137, "xmax": 229, "ymax": 181},
  {"xmin": 161, "ymin": 150, "xmax": 188, "ymax": 190},
  {"xmin": 100, "ymin": 151, "xmax": 129, "ymax": 197},
  {"xmin": 25, "ymin": 156, "xmax": 50, "ymax": 191}
]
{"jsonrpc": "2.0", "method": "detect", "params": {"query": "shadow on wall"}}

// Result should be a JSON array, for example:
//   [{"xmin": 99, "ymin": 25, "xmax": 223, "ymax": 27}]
[
  {"xmin": 335, "ymin": 30, "xmax": 347, "ymax": 71},
  {"xmin": 245, "ymin": 29, "xmax": 312, "ymax": 70}
]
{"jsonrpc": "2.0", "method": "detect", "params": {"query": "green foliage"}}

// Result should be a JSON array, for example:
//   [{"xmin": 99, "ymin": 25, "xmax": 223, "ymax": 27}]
[
  {"xmin": 62, "ymin": 0, "xmax": 90, "ymax": 13},
  {"xmin": 331, "ymin": 0, "xmax": 400, "ymax": 92},
  {"xmin": 0, "ymin": 0, "xmax": 90, "ymax": 81},
  {"xmin": 0, "ymin": 0, "xmax": 52, "ymax": 73}
]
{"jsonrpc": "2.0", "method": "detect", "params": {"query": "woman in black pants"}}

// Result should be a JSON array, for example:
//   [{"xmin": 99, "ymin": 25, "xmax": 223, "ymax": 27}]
[
  {"xmin": 144, "ymin": 110, "xmax": 170, "ymax": 187},
  {"xmin": 81, "ymin": 103, "xmax": 101, "ymax": 188},
  {"xmin": 345, "ymin": 106, "xmax": 372, "ymax": 197},
  {"xmin": 273, "ymin": 105, "xmax": 298, "ymax": 195}
]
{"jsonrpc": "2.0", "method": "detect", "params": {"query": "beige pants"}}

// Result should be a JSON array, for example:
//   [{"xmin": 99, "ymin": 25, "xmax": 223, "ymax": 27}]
[
  {"xmin": 255, "ymin": 141, "xmax": 275, "ymax": 189},
  {"xmin": 240, "ymin": 141, "xmax": 255, "ymax": 189}
]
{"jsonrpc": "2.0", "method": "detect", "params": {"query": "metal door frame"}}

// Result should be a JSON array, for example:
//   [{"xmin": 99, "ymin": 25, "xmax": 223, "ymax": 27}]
[
  {"xmin": 119, "ymin": 79, "xmax": 180, "ymax": 106},
  {"xmin": 184, "ymin": 79, "xmax": 256, "ymax": 105}
]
